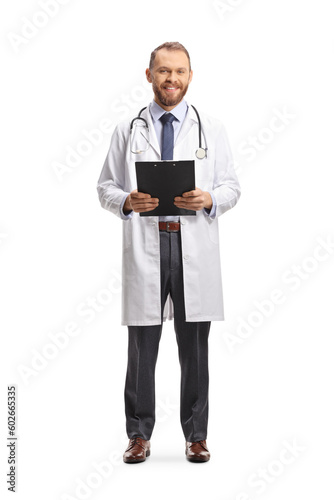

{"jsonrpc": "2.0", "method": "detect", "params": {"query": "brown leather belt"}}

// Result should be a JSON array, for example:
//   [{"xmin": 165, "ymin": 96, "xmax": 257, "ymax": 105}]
[{"xmin": 158, "ymin": 221, "xmax": 180, "ymax": 232}]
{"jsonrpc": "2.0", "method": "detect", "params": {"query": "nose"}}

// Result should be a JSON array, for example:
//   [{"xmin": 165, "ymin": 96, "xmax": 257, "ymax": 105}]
[{"xmin": 166, "ymin": 71, "xmax": 179, "ymax": 83}]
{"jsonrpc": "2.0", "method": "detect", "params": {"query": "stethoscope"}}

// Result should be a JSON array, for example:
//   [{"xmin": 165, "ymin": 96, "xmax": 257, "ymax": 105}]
[{"xmin": 130, "ymin": 104, "xmax": 207, "ymax": 159}]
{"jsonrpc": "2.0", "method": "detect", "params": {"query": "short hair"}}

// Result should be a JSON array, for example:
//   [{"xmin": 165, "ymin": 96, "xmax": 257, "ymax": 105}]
[{"xmin": 149, "ymin": 42, "xmax": 191, "ymax": 71}]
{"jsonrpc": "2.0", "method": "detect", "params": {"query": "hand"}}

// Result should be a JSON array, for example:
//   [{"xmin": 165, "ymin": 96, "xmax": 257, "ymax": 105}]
[
  {"xmin": 124, "ymin": 189, "xmax": 159, "ymax": 214},
  {"xmin": 174, "ymin": 188, "xmax": 212, "ymax": 211}
]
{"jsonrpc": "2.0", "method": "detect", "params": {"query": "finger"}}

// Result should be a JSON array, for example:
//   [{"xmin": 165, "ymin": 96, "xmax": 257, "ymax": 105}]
[
  {"xmin": 133, "ymin": 201, "xmax": 159, "ymax": 211},
  {"xmin": 140, "ymin": 206, "xmax": 159, "ymax": 212},
  {"xmin": 133, "ymin": 198, "xmax": 159, "ymax": 205},
  {"xmin": 174, "ymin": 201, "xmax": 201, "ymax": 209},
  {"xmin": 175, "ymin": 195, "xmax": 201, "ymax": 204},
  {"xmin": 133, "ymin": 203, "xmax": 159, "ymax": 212},
  {"xmin": 134, "ymin": 205, "xmax": 159, "ymax": 213},
  {"xmin": 132, "ymin": 191, "xmax": 153, "ymax": 199},
  {"xmin": 182, "ymin": 188, "xmax": 200, "ymax": 197},
  {"xmin": 133, "ymin": 202, "xmax": 159, "ymax": 210},
  {"xmin": 174, "ymin": 195, "xmax": 197, "ymax": 202}
]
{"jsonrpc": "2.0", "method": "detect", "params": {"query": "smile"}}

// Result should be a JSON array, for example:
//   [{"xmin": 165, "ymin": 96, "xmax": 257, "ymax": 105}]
[{"xmin": 164, "ymin": 87, "xmax": 179, "ymax": 92}]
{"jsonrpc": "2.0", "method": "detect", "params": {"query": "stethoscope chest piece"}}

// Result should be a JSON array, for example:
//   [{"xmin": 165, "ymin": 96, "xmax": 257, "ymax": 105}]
[{"xmin": 195, "ymin": 147, "xmax": 207, "ymax": 160}]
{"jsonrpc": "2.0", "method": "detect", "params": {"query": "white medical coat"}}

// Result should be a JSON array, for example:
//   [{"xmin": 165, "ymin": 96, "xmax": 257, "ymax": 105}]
[{"xmin": 97, "ymin": 104, "xmax": 241, "ymax": 326}]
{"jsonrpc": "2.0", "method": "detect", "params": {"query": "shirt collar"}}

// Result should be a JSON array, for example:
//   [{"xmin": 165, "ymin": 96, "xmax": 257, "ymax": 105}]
[{"xmin": 149, "ymin": 99, "xmax": 188, "ymax": 124}]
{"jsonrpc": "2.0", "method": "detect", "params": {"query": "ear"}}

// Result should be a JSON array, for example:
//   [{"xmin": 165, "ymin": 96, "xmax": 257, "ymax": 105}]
[
  {"xmin": 189, "ymin": 69, "xmax": 193, "ymax": 84},
  {"xmin": 146, "ymin": 68, "xmax": 152, "ymax": 83}
]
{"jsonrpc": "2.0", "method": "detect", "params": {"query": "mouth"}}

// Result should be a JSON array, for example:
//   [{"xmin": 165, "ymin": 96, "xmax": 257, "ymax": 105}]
[{"xmin": 163, "ymin": 86, "xmax": 180, "ymax": 93}]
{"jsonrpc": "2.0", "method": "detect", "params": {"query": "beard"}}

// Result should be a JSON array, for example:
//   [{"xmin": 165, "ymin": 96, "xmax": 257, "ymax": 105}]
[{"xmin": 152, "ymin": 79, "xmax": 189, "ymax": 108}]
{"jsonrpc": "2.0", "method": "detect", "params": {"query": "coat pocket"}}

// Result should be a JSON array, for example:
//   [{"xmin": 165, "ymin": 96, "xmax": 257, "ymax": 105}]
[{"xmin": 207, "ymin": 218, "xmax": 219, "ymax": 245}]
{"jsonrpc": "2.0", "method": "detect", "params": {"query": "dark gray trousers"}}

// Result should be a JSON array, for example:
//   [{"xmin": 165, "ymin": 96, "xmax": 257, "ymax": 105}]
[{"xmin": 124, "ymin": 230, "xmax": 210, "ymax": 442}]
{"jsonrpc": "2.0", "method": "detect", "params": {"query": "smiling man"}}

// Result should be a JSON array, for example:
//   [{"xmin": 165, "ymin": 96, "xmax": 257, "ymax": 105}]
[{"xmin": 97, "ymin": 42, "xmax": 241, "ymax": 463}]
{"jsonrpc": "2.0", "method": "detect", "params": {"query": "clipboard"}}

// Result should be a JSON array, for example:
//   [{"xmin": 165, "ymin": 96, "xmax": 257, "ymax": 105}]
[{"xmin": 135, "ymin": 160, "xmax": 196, "ymax": 217}]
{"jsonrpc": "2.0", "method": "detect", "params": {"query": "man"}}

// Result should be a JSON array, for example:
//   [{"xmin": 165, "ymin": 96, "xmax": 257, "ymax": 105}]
[{"xmin": 97, "ymin": 42, "xmax": 241, "ymax": 463}]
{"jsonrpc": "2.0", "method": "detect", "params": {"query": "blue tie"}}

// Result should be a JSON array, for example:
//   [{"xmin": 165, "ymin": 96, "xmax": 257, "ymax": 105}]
[{"xmin": 160, "ymin": 113, "xmax": 176, "ymax": 160}]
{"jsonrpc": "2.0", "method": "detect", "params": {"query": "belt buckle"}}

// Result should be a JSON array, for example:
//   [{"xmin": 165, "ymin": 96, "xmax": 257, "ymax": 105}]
[{"xmin": 166, "ymin": 222, "xmax": 178, "ymax": 232}]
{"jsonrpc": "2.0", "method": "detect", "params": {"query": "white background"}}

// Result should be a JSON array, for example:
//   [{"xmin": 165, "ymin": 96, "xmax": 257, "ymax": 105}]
[{"xmin": 1, "ymin": 0, "xmax": 334, "ymax": 499}]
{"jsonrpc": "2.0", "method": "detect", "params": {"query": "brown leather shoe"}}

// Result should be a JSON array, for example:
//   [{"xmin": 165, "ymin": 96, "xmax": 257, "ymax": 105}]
[
  {"xmin": 185, "ymin": 440, "xmax": 210, "ymax": 462},
  {"xmin": 123, "ymin": 437, "xmax": 150, "ymax": 463}
]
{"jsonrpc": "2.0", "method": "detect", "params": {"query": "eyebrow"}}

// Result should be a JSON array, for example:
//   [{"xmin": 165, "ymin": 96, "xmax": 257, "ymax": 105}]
[{"xmin": 156, "ymin": 66, "xmax": 188, "ymax": 71}]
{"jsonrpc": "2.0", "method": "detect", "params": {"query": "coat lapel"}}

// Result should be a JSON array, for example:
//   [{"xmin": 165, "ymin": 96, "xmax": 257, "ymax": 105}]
[
  {"xmin": 141, "ymin": 106, "xmax": 161, "ymax": 158},
  {"xmin": 174, "ymin": 103, "xmax": 198, "ymax": 149}
]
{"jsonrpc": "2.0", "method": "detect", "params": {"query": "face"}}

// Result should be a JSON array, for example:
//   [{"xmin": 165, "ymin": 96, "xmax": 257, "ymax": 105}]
[{"xmin": 146, "ymin": 49, "xmax": 193, "ymax": 111}]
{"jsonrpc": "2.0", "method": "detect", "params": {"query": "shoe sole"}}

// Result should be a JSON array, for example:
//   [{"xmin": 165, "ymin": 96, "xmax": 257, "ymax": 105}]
[
  {"xmin": 186, "ymin": 453, "xmax": 210, "ymax": 463},
  {"xmin": 123, "ymin": 450, "xmax": 150, "ymax": 464}
]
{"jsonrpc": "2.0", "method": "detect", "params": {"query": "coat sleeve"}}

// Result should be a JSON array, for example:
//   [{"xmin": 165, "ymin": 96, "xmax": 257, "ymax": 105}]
[
  {"xmin": 210, "ymin": 124, "xmax": 241, "ymax": 218},
  {"xmin": 96, "ymin": 125, "xmax": 132, "ymax": 220}
]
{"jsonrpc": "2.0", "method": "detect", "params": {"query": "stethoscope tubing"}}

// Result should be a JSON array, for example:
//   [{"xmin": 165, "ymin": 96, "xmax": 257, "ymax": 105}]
[{"xmin": 130, "ymin": 105, "xmax": 207, "ymax": 159}]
